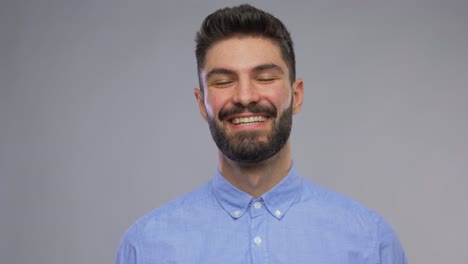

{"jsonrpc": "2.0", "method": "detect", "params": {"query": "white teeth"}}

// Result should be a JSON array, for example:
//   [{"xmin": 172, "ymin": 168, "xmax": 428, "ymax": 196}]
[{"xmin": 231, "ymin": 116, "xmax": 267, "ymax": 125}]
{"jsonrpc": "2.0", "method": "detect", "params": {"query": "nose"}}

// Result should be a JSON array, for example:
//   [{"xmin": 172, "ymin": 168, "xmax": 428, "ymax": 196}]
[{"xmin": 232, "ymin": 78, "xmax": 260, "ymax": 106}]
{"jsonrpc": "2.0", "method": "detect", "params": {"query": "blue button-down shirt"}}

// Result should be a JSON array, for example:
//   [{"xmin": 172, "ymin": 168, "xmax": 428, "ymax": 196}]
[{"xmin": 116, "ymin": 166, "xmax": 407, "ymax": 263}]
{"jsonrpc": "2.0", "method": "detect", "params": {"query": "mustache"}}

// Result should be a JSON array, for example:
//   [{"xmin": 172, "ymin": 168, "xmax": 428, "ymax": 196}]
[{"xmin": 218, "ymin": 103, "xmax": 277, "ymax": 121}]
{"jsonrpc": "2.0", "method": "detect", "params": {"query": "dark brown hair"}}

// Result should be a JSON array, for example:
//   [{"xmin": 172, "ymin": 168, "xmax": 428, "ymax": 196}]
[{"xmin": 195, "ymin": 4, "xmax": 296, "ymax": 90}]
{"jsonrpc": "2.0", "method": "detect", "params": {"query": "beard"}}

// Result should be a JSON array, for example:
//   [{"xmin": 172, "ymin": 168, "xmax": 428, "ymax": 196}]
[{"xmin": 207, "ymin": 100, "xmax": 293, "ymax": 164}]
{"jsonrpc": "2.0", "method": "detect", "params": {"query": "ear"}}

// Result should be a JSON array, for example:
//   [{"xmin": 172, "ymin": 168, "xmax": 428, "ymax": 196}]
[
  {"xmin": 292, "ymin": 78, "xmax": 304, "ymax": 114},
  {"xmin": 194, "ymin": 88, "xmax": 208, "ymax": 122}
]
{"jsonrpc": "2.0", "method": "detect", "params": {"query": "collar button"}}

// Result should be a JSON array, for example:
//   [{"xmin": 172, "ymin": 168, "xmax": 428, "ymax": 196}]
[
  {"xmin": 233, "ymin": 210, "xmax": 241, "ymax": 218},
  {"xmin": 275, "ymin": 210, "xmax": 282, "ymax": 217}
]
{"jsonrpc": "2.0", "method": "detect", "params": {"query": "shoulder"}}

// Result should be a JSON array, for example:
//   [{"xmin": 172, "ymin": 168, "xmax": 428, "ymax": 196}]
[
  {"xmin": 299, "ymin": 178, "xmax": 383, "ymax": 224},
  {"xmin": 299, "ymin": 178, "xmax": 407, "ymax": 263},
  {"xmin": 297, "ymin": 178, "xmax": 391, "ymax": 240},
  {"xmin": 118, "ymin": 182, "xmax": 214, "ymax": 246},
  {"xmin": 115, "ymin": 182, "xmax": 217, "ymax": 263}
]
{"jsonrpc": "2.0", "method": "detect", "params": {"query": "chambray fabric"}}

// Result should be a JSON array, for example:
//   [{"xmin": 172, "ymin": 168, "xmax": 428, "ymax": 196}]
[{"xmin": 116, "ymin": 165, "xmax": 407, "ymax": 264}]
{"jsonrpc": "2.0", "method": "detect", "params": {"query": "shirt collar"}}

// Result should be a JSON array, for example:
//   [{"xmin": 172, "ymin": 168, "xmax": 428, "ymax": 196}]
[{"xmin": 211, "ymin": 164, "xmax": 303, "ymax": 220}]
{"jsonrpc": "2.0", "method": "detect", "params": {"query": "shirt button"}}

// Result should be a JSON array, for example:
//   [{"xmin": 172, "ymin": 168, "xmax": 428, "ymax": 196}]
[
  {"xmin": 253, "ymin": 202, "xmax": 262, "ymax": 209},
  {"xmin": 275, "ymin": 210, "xmax": 282, "ymax": 217},
  {"xmin": 233, "ymin": 210, "xmax": 241, "ymax": 218},
  {"xmin": 253, "ymin": 236, "xmax": 262, "ymax": 245}
]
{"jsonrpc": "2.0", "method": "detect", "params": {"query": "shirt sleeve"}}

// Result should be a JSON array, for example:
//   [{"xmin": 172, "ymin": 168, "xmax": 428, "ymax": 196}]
[
  {"xmin": 115, "ymin": 228, "xmax": 139, "ymax": 264},
  {"xmin": 376, "ymin": 217, "xmax": 408, "ymax": 264}
]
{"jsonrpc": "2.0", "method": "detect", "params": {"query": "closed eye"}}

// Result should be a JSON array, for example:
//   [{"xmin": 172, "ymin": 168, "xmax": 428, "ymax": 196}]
[
  {"xmin": 257, "ymin": 77, "xmax": 278, "ymax": 83},
  {"xmin": 211, "ymin": 80, "xmax": 234, "ymax": 87}
]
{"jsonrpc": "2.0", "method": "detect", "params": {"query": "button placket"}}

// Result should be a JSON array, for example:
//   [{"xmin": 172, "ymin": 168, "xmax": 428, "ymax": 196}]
[
  {"xmin": 250, "ymin": 200, "xmax": 264, "ymax": 218},
  {"xmin": 249, "ymin": 199, "xmax": 267, "ymax": 263}
]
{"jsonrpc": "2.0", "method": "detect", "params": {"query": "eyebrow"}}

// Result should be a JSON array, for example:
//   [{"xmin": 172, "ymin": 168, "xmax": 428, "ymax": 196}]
[
  {"xmin": 205, "ymin": 68, "xmax": 235, "ymax": 81},
  {"xmin": 205, "ymin": 63, "xmax": 285, "ymax": 81},
  {"xmin": 253, "ymin": 63, "xmax": 284, "ymax": 74}
]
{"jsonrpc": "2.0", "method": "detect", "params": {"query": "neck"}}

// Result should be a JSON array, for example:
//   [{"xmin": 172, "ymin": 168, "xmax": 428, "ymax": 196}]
[{"xmin": 218, "ymin": 141, "xmax": 293, "ymax": 198}]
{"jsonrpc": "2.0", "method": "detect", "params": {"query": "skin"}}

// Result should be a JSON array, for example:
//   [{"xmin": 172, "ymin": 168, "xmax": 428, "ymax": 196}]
[{"xmin": 194, "ymin": 36, "xmax": 304, "ymax": 198}]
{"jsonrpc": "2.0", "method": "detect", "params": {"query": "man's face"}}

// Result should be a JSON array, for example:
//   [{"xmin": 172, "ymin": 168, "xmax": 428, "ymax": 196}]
[{"xmin": 195, "ymin": 36, "xmax": 303, "ymax": 163}]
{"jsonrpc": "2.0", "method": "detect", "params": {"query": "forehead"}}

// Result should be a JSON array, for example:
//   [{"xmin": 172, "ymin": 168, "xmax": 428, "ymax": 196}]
[{"xmin": 203, "ymin": 36, "xmax": 289, "ymax": 75}]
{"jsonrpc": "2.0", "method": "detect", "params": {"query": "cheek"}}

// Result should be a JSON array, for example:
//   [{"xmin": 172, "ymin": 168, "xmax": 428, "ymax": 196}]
[
  {"xmin": 267, "ymin": 87, "xmax": 292, "ymax": 111},
  {"xmin": 204, "ymin": 92, "xmax": 226, "ymax": 117}
]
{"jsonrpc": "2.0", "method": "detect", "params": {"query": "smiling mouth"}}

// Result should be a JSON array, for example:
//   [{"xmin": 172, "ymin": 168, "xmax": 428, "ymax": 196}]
[{"xmin": 230, "ymin": 116, "xmax": 268, "ymax": 125}]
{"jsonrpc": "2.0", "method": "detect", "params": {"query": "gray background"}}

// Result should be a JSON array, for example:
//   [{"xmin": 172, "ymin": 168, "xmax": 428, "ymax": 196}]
[{"xmin": 1, "ymin": 0, "xmax": 467, "ymax": 263}]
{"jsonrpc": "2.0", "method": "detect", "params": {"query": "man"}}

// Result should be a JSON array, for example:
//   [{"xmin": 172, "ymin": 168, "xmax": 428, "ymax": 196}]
[{"xmin": 116, "ymin": 4, "xmax": 407, "ymax": 263}]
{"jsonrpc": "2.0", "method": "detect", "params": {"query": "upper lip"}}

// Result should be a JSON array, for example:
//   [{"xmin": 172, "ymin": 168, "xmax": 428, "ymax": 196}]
[{"xmin": 219, "ymin": 104, "xmax": 276, "ymax": 121}]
